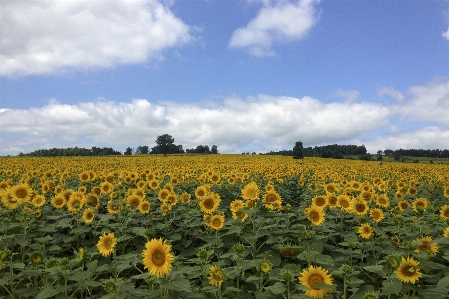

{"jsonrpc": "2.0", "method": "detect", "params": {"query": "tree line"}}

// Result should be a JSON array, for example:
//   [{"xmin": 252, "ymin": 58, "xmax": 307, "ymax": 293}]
[
  {"xmin": 263, "ymin": 144, "xmax": 368, "ymax": 159},
  {"xmin": 18, "ymin": 146, "xmax": 121, "ymax": 157}
]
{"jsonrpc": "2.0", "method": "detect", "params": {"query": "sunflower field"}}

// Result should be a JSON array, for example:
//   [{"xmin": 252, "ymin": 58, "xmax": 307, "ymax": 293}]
[{"xmin": 0, "ymin": 155, "xmax": 449, "ymax": 299}]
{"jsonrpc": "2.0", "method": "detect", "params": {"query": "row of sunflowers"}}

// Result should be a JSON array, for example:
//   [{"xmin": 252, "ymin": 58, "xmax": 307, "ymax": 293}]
[{"xmin": 0, "ymin": 155, "xmax": 449, "ymax": 299}]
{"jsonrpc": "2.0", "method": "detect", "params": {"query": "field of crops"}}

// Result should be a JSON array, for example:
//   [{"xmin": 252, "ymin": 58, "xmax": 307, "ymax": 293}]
[{"xmin": 1, "ymin": 155, "xmax": 449, "ymax": 299}]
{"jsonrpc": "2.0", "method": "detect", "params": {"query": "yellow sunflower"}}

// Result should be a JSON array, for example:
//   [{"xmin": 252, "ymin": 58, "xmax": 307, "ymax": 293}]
[
  {"xmin": 180, "ymin": 192, "xmax": 191, "ymax": 204},
  {"xmin": 127, "ymin": 194, "xmax": 142, "ymax": 208},
  {"xmin": 370, "ymin": 208, "xmax": 385, "ymax": 223},
  {"xmin": 85, "ymin": 193, "xmax": 100, "ymax": 209},
  {"xmin": 232, "ymin": 210, "xmax": 248, "ymax": 222},
  {"xmin": 0, "ymin": 189, "xmax": 22, "ymax": 209},
  {"xmin": 30, "ymin": 194, "xmax": 45, "ymax": 208},
  {"xmin": 305, "ymin": 205, "xmax": 325, "ymax": 226},
  {"xmin": 160, "ymin": 203, "xmax": 172, "ymax": 216},
  {"xmin": 414, "ymin": 236, "xmax": 438, "ymax": 255},
  {"xmin": 209, "ymin": 214, "xmax": 225, "ymax": 230},
  {"xmin": 444, "ymin": 186, "xmax": 449, "ymax": 198},
  {"xmin": 443, "ymin": 227, "xmax": 449, "ymax": 238},
  {"xmin": 325, "ymin": 183, "xmax": 338, "ymax": 194},
  {"xmin": 67, "ymin": 194, "xmax": 84, "ymax": 212},
  {"xmin": 82, "ymin": 208, "xmax": 95, "ymax": 224},
  {"xmin": 142, "ymin": 238, "xmax": 174, "ymax": 278},
  {"xmin": 337, "ymin": 194, "xmax": 352, "ymax": 212},
  {"xmin": 298, "ymin": 265, "xmax": 333, "ymax": 299},
  {"xmin": 148, "ymin": 179, "xmax": 160, "ymax": 190},
  {"xmin": 259, "ymin": 260, "xmax": 272, "ymax": 274},
  {"xmin": 326, "ymin": 194, "xmax": 338, "ymax": 208},
  {"xmin": 100, "ymin": 181, "xmax": 114, "ymax": 194},
  {"xmin": 230, "ymin": 199, "xmax": 245, "ymax": 212},
  {"xmin": 351, "ymin": 198, "xmax": 369, "ymax": 216},
  {"xmin": 97, "ymin": 233, "xmax": 117, "ymax": 257},
  {"xmin": 107, "ymin": 201, "xmax": 120, "ymax": 214},
  {"xmin": 51, "ymin": 194, "xmax": 66, "ymax": 209},
  {"xmin": 398, "ymin": 200, "xmax": 409, "ymax": 211},
  {"xmin": 10, "ymin": 183, "xmax": 33, "ymax": 202},
  {"xmin": 394, "ymin": 257, "xmax": 422, "ymax": 284},
  {"xmin": 241, "ymin": 182, "xmax": 260, "ymax": 201},
  {"xmin": 158, "ymin": 189, "xmax": 170, "ymax": 202},
  {"xmin": 208, "ymin": 265, "xmax": 225, "ymax": 287},
  {"xmin": 312, "ymin": 195, "xmax": 328, "ymax": 208},
  {"xmin": 440, "ymin": 205, "xmax": 449, "ymax": 220},
  {"xmin": 358, "ymin": 223, "xmax": 373, "ymax": 239},
  {"xmin": 195, "ymin": 185, "xmax": 208, "ymax": 199},
  {"xmin": 199, "ymin": 194, "xmax": 220, "ymax": 214},
  {"xmin": 412, "ymin": 197, "xmax": 429, "ymax": 212},
  {"xmin": 138, "ymin": 200, "xmax": 151, "ymax": 214},
  {"xmin": 375, "ymin": 194, "xmax": 389, "ymax": 208}
]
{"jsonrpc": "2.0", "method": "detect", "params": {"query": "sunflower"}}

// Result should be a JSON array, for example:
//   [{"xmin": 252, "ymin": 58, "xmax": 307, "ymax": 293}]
[
  {"xmin": 78, "ymin": 171, "xmax": 91, "ymax": 182},
  {"xmin": 195, "ymin": 185, "xmax": 208, "ymax": 199},
  {"xmin": 298, "ymin": 265, "xmax": 333, "ymax": 299},
  {"xmin": 199, "ymin": 194, "xmax": 220, "ymax": 214},
  {"xmin": 444, "ymin": 186, "xmax": 449, "ymax": 198},
  {"xmin": 230, "ymin": 199, "xmax": 245, "ymax": 212},
  {"xmin": 51, "ymin": 195, "xmax": 66, "ymax": 209},
  {"xmin": 325, "ymin": 183, "xmax": 338, "ymax": 194},
  {"xmin": 407, "ymin": 186, "xmax": 418, "ymax": 196},
  {"xmin": 209, "ymin": 214, "xmax": 225, "ymax": 230},
  {"xmin": 85, "ymin": 193, "xmax": 100, "ymax": 209},
  {"xmin": 305, "ymin": 205, "xmax": 325, "ymax": 226},
  {"xmin": 312, "ymin": 195, "xmax": 327, "ymax": 208},
  {"xmin": 0, "ymin": 189, "xmax": 21, "ymax": 209},
  {"xmin": 326, "ymin": 194, "xmax": 338, "ymax": 207},
  {"xmin": 375, "ymin": 194, "xmax": 389, "ymax": 208},
  {"xmin": 67, "ymin": 194, "xmax": 84, "ymax": 213},
  {"xmin": 232, "ymin": 210, "xmax": 248, "ymax": 222},
  {"xmin": 242, "ymin": 182, "xmax": 260, "ymax": 201},
  {"xmin": 414, "ymin": 236, "xmax": 438, "ymax": 255},
  {"xmin": 127, "ymin": 194, "xmax": 142, "ymax": 208},
  {"xmin": 350, "ymin": 181, "xmax": 361, "ymax": 191},
  {"xmin": 158, "ymin": 189, "xmax": 170, "ymax": 202},
  {"xmin": 82, "ymin": 208, "xmax": 95, "ymax": 224},
  {"xmin": 440, "ymin": 205, "xmax": 449, "ymax": 220},
  {"xmin": 398, "ymin": 200, "xmax": 409, "ymax": 211},
  {"xmin": 351, "ymin": 198, "xmax": 369, "ymax": 216},
  {"xmin": 138, "ymin": 200, "xmax": 151, "ymax": 214},
  {"xmin": 370, "ymin": 208, "xmax": 385, "ymax": 223},
  {"xmin": 31, "ymin": 194, "xmax": 45, "ymax": 208},
  {"xmin": 358, "ymin": 223, "xmax": 373, "ymax": 239},
  {"xmin": 166, "ymin": 192, "xmax": 178, "ymax": 206},
  {"xmin": 142, "ymin": 238, "xmax": 174, "ymax": 278},
  {"xmin": 10, "ymin": 184, "xmax": 33, "ymax": 202},
  {"xmin": 35, "ymin": 209, "xmax": 43, "ymax": 219},
  {"xmin": 100, "ymin": 181, "xmax": 114, "ymax": 194},
  {"xmin": 180, "ymin": 192, "xmax": 191, "ymax": 204},
  {"xmin": 337, "ymin": 194, "xmax": 352, "ymax": 212},
  {"xmin": 97, "ymin": 233, "xmax": 117, "ymax": 257},
  {"xmin": 160, "ymin": 203, "xmax": 172, "ymax": 216},
  {"xmin": 107, "ymin": 201, "xmax": 120, "ymax": 214},
  {"xmin": 149, "ymin": 179, "xmax": 160, "ymax": 190},
  {"xmin": 259, "ymin": 260, "xmax": 272, "ymax": 274},
  {"xmin": 208, "ymin": 265, "xmax": 225, "ymax": 287},
  {"xmin": 394, "ymin": 257, "xmax": 422, "ymax": 284},
  {"xmin": 412, "ymin": 197, "xmax": 429, "ymax": 212},
  {"xmin": 443, "ymin": 227, "xmax": 449, "ymax": 238}
]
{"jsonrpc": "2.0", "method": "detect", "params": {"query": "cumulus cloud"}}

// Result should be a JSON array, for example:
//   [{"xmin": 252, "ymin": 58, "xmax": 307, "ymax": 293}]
[
  {"xmin": 394, "ymin": 77, "xmax": 449, "ymax": 125},
  {"xmin": 229, "ymin": 0, "xmax": 320, "ymax": 56},
  {"xmin": 334, "ymin": 89, "xmax": 360, "ymax": 103},
  {"xmin": 0, "ymin": 95, "xmax": 390, "ymax": 155},
  {"xmin": 377, "ymin": 85, "xmax": 404, "ymax": 102},
  {"xmin": 0, "ymin": 0, "xmax": 192, "ymax": 76}
]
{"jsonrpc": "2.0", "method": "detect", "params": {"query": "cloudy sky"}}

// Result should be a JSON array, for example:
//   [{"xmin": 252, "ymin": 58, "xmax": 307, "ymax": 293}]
[{"xmin": 1, "ymin": 0, "xmax": 449, "ymax": 156}]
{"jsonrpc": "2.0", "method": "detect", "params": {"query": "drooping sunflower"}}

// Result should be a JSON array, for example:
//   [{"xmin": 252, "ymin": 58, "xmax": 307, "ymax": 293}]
[
  {"xmin": 398, "ymin": 200, "xmax": 409, "ymax": 211},
  {"xmin": 199, "ymin": 194, "xmax": 220, "ymax": 214},
  {"xmin": 394, "ymin": 257, "xmax": 422, "ymax": 284},
  {"xmin": 414, "ymin": 236, "xmax": 438, "ymax": 255},
  {"xmin": 97, "ymin": 233, "xmax": 117, "ymax": 257},
  {"xmin": 412, "ymin": 197, "xmax": 429, "ymax": 212},
  {"xmin": 439, "ymin": 205, "xmax": 449, "ymax": 220},
  {"xmin": 230, "ymin": 199, "xmax": 245, "ymax": 212},
  {"xmin": 180, "ymin": 192, "xmax": 191, "ymax": 204},
  {"xmin": 138, "ymin": 200, "xmax": 151, "ymax": 214},
  {"xmin": 160, "ymin": 203, "xmax": 172, "ymax": 216},
  {"xmin": 443, "ymin": 227, "xmax": 449, "ymax": 238},
  {"xmin": 35, "ymin": 209, "xmax": 43, "ymax": 219},
  {"xmin": 358, "ymin": 223, "xmax": 373, "ymax": 239},
  {"xmin": 209, "ymin": 214, "xmax": 225, "ymax": 230},
  {"xmin": 142, "ymin": 238, "xmax": 174, "ymax": 278},
  {"xmin": 351, "ymin": 198, "xmax": 369, "ymax": 216},
  {"xmin": 305, "ymin": 205, "xmax": 326, "ymax": 226},
  {"xmin": 208, "ymin": 265, "xmax": 225, "ymax": 287},
  {"xmin": 370, "ymin": 208, "xmax": 385, "ymax": 223},
  {"xmin": 298, "ymin": 265, "xmax": 333, "ymax": 299},
  {"xmin": 10, "ymin": 183, "xmax": 33, "ymax": 202},
  {"xmin": 82, "ymin": 208, "xmax": 95, "ymax": 224},
  {"xmin": 241, "ymin": 182, "xmax": 260, "ymax": 201},
  {"xmin": 232, "ymin": 210, "xmax": 248, "ymax": 222}
]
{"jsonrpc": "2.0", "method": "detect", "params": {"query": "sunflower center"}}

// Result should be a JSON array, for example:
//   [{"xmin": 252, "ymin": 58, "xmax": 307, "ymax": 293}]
[
  {"xmin": 16, "ymin": 189, "xmax": 27, "ymax": 198},
  {"xmin": 315, "ymin": 197, "xmax": 326, "ymax": 206},
  {"xmin": 212, "ymin": 219, "xmax": 221, "ymax": 227},
  {"xmin": 355, "ymin": 204, "xmax": 366, "ymax": 212},
  {"xmin": 152, "ymin": 250, "xmax": 166, "ymax": 266},
  {"xmin": 309, "ymin": 211, "xmax": 319, "ymax": 221},
  {"xmin": 341, "ymin": 200, "xmax": 349, "ymax": 208},
  {"xmin": 443, "ymin": 209, "xmax": 449, "ymax": 217},
  {"xmin": 418, "ymin": 242, "xmax": 430, "ymax": 251},
  {"xmin": 204, "ymin": 199, "xmax": 214, "ymax": 209},
  {"xmin": 308, "ymin": 274, "xmax": 324, "ymax": 289},
  {"xmin": 198, "ymin": 190, "xmax": 205, "ymax": 197},
  {"xmin": 403, "ymin": 266, "xmax": 415, "ymax": 276}
]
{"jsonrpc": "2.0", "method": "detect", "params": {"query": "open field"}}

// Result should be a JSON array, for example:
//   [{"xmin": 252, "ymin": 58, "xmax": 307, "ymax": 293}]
[{"xmin": 1, "ymin": 155, "xmax": 449, "ymax": 299}]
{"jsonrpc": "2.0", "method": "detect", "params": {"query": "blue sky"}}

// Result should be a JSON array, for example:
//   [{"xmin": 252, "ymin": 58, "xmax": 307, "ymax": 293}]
[{"xmin": 1, "ymin": 0, "xmax": 449, "ymax": 155}]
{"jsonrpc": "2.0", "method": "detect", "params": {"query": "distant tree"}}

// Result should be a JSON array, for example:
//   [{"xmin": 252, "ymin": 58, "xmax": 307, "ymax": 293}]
[
  {"xmin": 292, "ymin": 141, "xmax": 304, "ymax": 159},
  {"xmin": 384, "ymin": 149, "xmax": 394, "ymax": 156},
  {"xmin": 151, "ymin": 134, "xmax": 184, "ymax": 155},
  {"xmin": 393, "ymin": 151, "xmax": 401, "ymax": 161},
  {"xmin": 377, "ymin": 150, "xmax": 383, "ymax": 161},
  {"xmin": 124, "ymin": 147, "xmax": 133, "ymax": 155},
  {"xmin": 135, "ymin": 145, "xmax": 149, "ymax": 155},
  {"xmin": 211, "ymin": 145, "xmax": 218, "ymax": 154}
]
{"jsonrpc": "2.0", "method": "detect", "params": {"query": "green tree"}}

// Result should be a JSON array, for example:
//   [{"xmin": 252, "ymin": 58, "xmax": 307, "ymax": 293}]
[
  {"xmin": 135, "ymin": 145, "xmax": 149, "ymax": 155},
  {"xmin": 124, "ymin": 147, "xmax": 133, "ymax": 155},
  {"xmin": 211, "ymin": 145, "xmax": 218, "ymax": 154},
  {"xmin": 151, "ymin": 134, "xmax": 184, "ymax": 155},
  {"xmin": 292, "ymin": 141, "xmax": 304, "ymax": 159}
]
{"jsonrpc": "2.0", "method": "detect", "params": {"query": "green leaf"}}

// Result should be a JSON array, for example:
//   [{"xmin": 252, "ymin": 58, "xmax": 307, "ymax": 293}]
[
  {"xmin": 35, "ymin": 286, "xmax": 65, "ymax": 299},
  {"xmin": 382, "ymin": 279, "xmax": 402, "ymax": 295},
  {"xmin": 363, "ymin": 265, "xmax": 384, "ymax": 276},
  {"xmin": 437, "ymin": 275, "xmax": 449, "ymax": 288},
  {"xmin": 264, "ymin": 282, "xmax": 286, "ymax": 294},
  {"xmin": 162, "ymin": 278, "xmax": 191, "ymax": 292}
]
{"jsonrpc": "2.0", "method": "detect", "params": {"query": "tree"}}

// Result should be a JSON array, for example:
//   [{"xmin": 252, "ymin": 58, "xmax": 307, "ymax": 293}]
[
  {"xmin": 124, "ymin": 147, "xmax": 133, "ymax": 155},
  {"xmin": 377, "ymin": 150, "xmax": 383, "ymax": 161},
  {"xmin": 211, "ymin": 145, "xmax": 218, "ymax": 154},
  {"xmin": 292, "ymin": 141, "xmax": 304, "ymax": 159},
  {"xmin": 135, "ymin": 145, "xmax": 149, "ymax": 155},
  {"xmin": 151, "ymin": 134, "xmax": 184, "ymax": 155}
]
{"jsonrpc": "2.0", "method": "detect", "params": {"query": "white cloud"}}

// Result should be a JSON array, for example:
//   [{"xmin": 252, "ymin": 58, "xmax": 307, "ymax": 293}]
[
  {"xmin": 0, "ymin": 0, "xmax": 192, "ymax": 76},
  {"xmin": 0, "ymin": 95, "xmax": 390, "ymax": 155},
  {"xmin": 377, "ymin": 85, "xmax": 404, "ymax": 102},
  {"xmin": 334, "ymin": 89, "xmax": 360, "ymax": 103},
  {"xmin": 395, "ymin": 77, "xmax": 449, "ymax": 125},
  {"xmin": 229, "ymin": 0, "xmax": 320, "ymax": 56},
  {"xmin": 443, "ymin": 27, "xmax": 449, "ymax": 40}
]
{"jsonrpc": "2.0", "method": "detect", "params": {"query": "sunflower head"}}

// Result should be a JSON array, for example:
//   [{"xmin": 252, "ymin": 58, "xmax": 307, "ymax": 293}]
[
  {"xmin": 306, "ymin": 205, "xmax": 325, "ymax": 226},
  {"xmin": 358, "ymin": 223, "xmax": 373, "ymax": 239},
  {"xmin": 209, "ymin": 214, "xmax": 225, "ymax": 231},
  {"xmin": 298, "ymin": 265, "xmax": 333, "ymax": 298},
  {"xmin": 258, "ymin": 260, "xmax": 272, "ymax": 274},
  {"xmin": 208, "ymin": 265, "xmax": 225, "ymax": 287},
  {"xmin": 142, "ymin": 238, "xmax": 174, "ymax": 278},
  {"xmin": 394, "ymin": 256, "xmax": 422, "ymax": 284},
  {"xmin": 96, "ymin": 233, "xmax": 117, "ymax": 257},
  {"xmin": 242, "ymin": 182, "xmax": 260, "ymax": 201}
]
